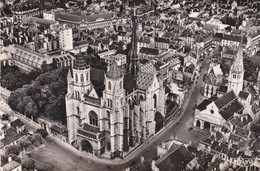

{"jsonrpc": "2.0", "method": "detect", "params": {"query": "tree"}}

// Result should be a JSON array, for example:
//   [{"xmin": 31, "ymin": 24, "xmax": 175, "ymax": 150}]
[
  {"xmin": 22, "ymin": 159, "xmax": 35, "ymax": 171},
  {"xmin": 6, "ymin": 144, "xmax": 22, "ymax": 156},
  {"xmin": 20, "ymin": 136, "xmax": 32, "ymax": 150},
  {"xmin": 36, "ymin": 129, "xmax": 48, "ymax": 138},
  {"xmin": 86, "ymin": 0, "xmax": 92, "ymax": 5},
  {"xmin": 30, "ymin": 133, "xmax": 42, "ymax": 146},
  {"xmin": 8, "ymin": 154, "xmax": 21, "ymax": 163},
  {"xmin": 87, "ymin": 46, "xmax": 94, "ymax": 54}
]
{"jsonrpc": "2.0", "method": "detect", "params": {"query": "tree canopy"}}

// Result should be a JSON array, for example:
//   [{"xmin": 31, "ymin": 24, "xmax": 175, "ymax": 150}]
[
  {"xmin": 8, "ymin": 68, "xmax": 68, "ymax": 123},
  {"xmin": 0, "ymin": 65, "xmax": 41, "ymax": 91}
]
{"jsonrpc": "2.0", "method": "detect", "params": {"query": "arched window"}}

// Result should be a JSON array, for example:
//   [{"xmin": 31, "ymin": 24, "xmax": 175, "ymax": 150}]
[
  {"xmin": 140, "ymin": 95, "xmax": 144, "ymax": 101},
  {"xmin": 153, "ymin": 94, "xmax": 157, "ymax": 108},
  {"xmin": 75, "ymin": 73, "xmax": 78, "ymax": 82},
  {"xmin": 86, "ymin": 73, "xmax": 89, "ymax": 81},
  {"xmin": 89, "ymin": 111, "xmax": 98, "ymax": 126},
  {"xmin": 81, "ymin": 74, "xmax": 84, "ymax": 83},
  {"xmin": 108, "ymin": 81, "xmax": 111, "ymax": 90},
  {"xmin": 106, "ymin": 111, "xmax": 110, "ymax": 118}
]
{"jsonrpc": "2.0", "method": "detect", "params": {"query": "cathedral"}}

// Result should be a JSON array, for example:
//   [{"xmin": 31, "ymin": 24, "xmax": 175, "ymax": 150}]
[{"xmin": 65, "ymin": 8, "xmax": 165, "ymax": 159}]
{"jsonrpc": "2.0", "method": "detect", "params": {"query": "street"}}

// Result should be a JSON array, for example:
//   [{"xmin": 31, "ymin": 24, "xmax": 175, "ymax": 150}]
[{"xmin": 0, "ymin": 52, "xmax": 212, "ymax": 171}]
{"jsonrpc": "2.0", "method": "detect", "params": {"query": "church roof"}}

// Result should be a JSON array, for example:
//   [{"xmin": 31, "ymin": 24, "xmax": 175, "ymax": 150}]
[
  {"xmin": 74, "ymin": 55, "xmax": 87, "ymax": 70},
  {"xmin": 238, "ymin": 91, "xmax": 249, "ymax": 100},
  {"xmin": 90, "ymin": 68, "xmax": 105, "ymax": 97},
  {"xmin": 106, "ymin": 60, "xmax": 122, "ymax": 78},
  {"xmin": 215, "ymin": 90, "xmax": 237, "ymax": 109},
  {"xmin": 218, "ymin": 85, "xmax": 228, "ymax": 94},
  {"xmin": 140, "ymin": 62, "xmax": 157, "ymax": 74},
  {"xmin": 219, "ymin": 99, "xmax": 243, "ymax": 120},
  {"xmin": 136, "ymin": 71, "xmax": 154, "ymax": 90},
  {"xmin": 196, "ymin": 99, "xmax": 213, "ymax": 111}
]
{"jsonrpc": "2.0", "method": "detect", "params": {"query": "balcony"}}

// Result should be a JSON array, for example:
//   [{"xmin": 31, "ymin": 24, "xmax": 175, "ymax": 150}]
[{"xmin": 77, "ymin": 124, "xmax": 105, "ymax": 140}]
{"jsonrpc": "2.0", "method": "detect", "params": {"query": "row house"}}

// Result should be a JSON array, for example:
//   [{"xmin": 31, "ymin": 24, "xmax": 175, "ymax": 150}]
[
  {"xmin": 137, "ymin": 36, "xmax": 154, "ymax": 53},
  {"xmin": 213, "ymin": 33, "xmax": 247, "ymax": 48},
  {"xmin": 117, "ymin": 31, "xmax": 132, "ymax": 44},
  {"xmin": 13, "ymin": 8, "xmax": 45, "ymax": 23},
  {"xmin": 56, "ymin": 12, "xmax": 121, "ymax": 30},
  {"xmin": 139, "ymin": 47, "xmax": 159, "ymax": 60},
  {"xmin": 154, "ymin": 37, "xmax": 170, "ymax": 50}
]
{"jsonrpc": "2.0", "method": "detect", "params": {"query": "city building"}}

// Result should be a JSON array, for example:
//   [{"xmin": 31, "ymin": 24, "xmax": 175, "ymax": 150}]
[
  {"xmin": 8, "ymin": 44, "xmax": 53, "ymax": 72},
  {"xmin": 59, "ymin": 27, "xmax": 73, "ymax": 51},
  {"xmin": 65, "ymin": 8, "xmax": 166, "ymax": 159}
]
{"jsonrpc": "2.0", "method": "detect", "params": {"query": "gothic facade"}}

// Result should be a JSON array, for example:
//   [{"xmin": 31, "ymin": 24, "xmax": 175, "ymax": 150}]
[{"xmin": 65, "ymin": 8, "xmax": 165, "ymax": 159}]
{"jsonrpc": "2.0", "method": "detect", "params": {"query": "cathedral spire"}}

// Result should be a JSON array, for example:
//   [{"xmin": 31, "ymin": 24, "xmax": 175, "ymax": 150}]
[
  {"xmin": 128, "ymin": 0, "xmax": 138, "ymax": 77},
  {"xmin": 232, "ymin": 33, "xmax": 244, "ymax": 74},
  {"xmin": 107, "ymin": 59, "xmax": 122, "ymax": 78}
]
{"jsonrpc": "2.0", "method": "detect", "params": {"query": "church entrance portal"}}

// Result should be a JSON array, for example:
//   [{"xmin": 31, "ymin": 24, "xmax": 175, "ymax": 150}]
[
  {"xmin": 196, "ymin": 120, "xmax": 201, "ymax": 128},
  {"xmin": 204, "ymin": 121, "xmax": 210, "ymax": 130},
  {"xmin": 81, "ymin": 140, "xmax": 93, "ymax": 154}
]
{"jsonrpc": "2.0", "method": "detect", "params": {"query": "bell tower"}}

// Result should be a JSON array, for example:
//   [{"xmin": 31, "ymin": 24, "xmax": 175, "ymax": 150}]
[
  {"xmin": 103, "ymin": 60, "xmax": 125, "ymax": 159},
  {"xmin": 228, "ymin": 34, "xmax": 244, "ymax": 96}
]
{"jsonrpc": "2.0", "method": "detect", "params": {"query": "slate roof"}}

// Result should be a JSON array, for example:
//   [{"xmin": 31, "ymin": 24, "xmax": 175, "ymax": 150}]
[
  {"xmin": 1, "ymin": 127, "xmax": 25, "ymax": 146},
  {"xmin": 219, "ymin": 99, "xmax": 244, "ymax": 120},
  {"xmin": 156, "ymin": 146, "xmax": 194, "ymax": 171},
  {"xmin": 217, "ymin": 85, "xmax": 228, "ymax": 93},
  {"xmin": 227, "ymin": 148, "xmax": 243, "ymax": 158},
  {"xmin": 244, "ymin": 84, "xmax": 258, "ymax": 99},
  {"xmin": 82, "ymin": 124, "xmax": 100, "ymax": 133},
  {"xmin": 10, "ymin": 119, "xmax": 24, "ymax": 128},
  {"xmin": 238, "ymin": 91, "xmax": 249, "ymax": 100},
  {"xmin": 215, "ymin": 90, "xmax": 237, "ymax": 109},
  {"xmin": 107, "ymin": 60, "xmax": 122, "ymax": 78},
  {"xmin": 139, "ymin": 47, "xmax": 159, "ymax": 55},
  {"xmin": 22, "ymin": 17, "xmax": 57, "ymax": 25},
  {"xmin": 136, "ymin": 72, "xmax": 154, "ymax": 90},
  {"xmin": 139, "ymin": 36, "xmax": 151, "ymax": 44},
  {"xmin": 140, "ymin": 62, "xmax": 157, "ymax": 75},
  {"xmin": 1, "ymin": 160, "xmax": 21, "ymax": 171},
  {"xmin": 251, "ymin": 103, "xmax": 260, "ymax": 114},
  {"xmin": 196, "ymin": 99, "xmax": 212, "ymax": 111}
]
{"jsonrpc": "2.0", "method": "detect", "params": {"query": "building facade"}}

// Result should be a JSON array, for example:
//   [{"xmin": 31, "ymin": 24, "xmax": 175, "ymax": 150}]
[
  {"xmin": 65, "ymin": 8, "xmax": 166, "ymax": 159},
  {"xmin": 59, "ymin": 28, "xmax": 73, "ymax": 51}
]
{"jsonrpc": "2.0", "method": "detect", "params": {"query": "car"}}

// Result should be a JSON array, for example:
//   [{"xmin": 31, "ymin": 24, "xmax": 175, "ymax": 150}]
[{"xmin": 188, "ymin": 127, "xmax": 193, "ymax": 131}]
